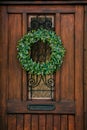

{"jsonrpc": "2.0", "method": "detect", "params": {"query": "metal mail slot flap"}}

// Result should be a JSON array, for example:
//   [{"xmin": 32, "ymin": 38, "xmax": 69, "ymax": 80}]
[{"xmin": 27, "ymin": 104, "xmax": 55, "ymax": 111}]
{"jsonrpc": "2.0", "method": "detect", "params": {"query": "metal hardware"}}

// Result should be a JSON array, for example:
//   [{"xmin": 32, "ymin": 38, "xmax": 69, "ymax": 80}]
[
  {"xmin": 28, "ymin": 15, "xmax": 54, "ymax": 31},
  {"xmin": 27, "ymin": 104, "xmax": 55, "ymax": 111},
  {"xmin": 28, "ymin": 74, "xmax": 55, "ymax": 99}
]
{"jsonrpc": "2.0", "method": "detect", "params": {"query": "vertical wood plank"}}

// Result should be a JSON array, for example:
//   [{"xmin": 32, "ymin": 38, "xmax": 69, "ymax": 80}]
[
  {"xmin": 0, "ymin": 6, "xmax": 8, "ymax": 130},
  {"xmin": 61, "ymin": 115, "xmax": 67, "ymax": 130},
  {"xmin": 68, "ymin": 116, "xmax": 75, "ymax": 130},
  {"xmin": 54, "ymin": 115, "xmax": 60, "ymax": 130},
  {"xmin": 84, "ymin": 5, "xmax": 87, "ymax": 130},
  {"xmin": 39, "ymin": 115, "xmax": 45, "ymax": 130},
  {"xmin": 17, "ymin": 115, "xmax": 23, "ymax": 130},
  {"xmin": 8, "ymin": 14, "xmax": 22, "ymax": 100},
  {"xmin": 32, "ymin": 115, "xmax": 38, "ymax": 130},
  {"xmin": 22, "ymin": 13, "xmax": 27, "ymax": 101},
  {"xmin": 24, "ymin": 114, "xmax": 31, "ymax": 130},
  {"xmin": 46, "ymin": 115, "xmax": 53, "ymax": 130},
  {"xmin": 55, "ymin": 13, "xmax": 61, "ymax": 101},
  {"xmin": 8, "ymin": 115, "xmax": 16, "ymax": 130},
  {"xmin": 61, "ymin": 14, "xmax": 75, "ymax": 100},
  {"xmin": 75, "ymin": 6, "xmax": 84, "ymax": 130},
  {"xmin": 55, "ymin": 13, "xmax": 61, "ymax": 35}
]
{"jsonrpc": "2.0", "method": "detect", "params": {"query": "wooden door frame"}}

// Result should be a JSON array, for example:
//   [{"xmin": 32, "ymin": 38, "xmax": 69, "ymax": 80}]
[
  {"xmin": 0, "ymin": 1, "xmax": 87, "ymax": 130},
  {"xmin": 0, "ymin": 0, "xmax": 87, "ymax": 5},
  {"xmin": 84, "ymin": 5, "xmax": 87, "ymax": 130}
]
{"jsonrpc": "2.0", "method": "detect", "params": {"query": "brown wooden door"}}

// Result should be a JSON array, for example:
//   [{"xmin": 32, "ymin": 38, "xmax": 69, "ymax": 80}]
[{"xmin": 0, "ymin": 4, "xmax": 84, "ymax": 130}]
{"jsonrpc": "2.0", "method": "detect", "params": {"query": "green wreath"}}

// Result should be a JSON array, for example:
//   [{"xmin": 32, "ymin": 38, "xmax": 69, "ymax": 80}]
[{"xmin": 17, "ymin": 28, "xmax": 66, "ymax": 75}]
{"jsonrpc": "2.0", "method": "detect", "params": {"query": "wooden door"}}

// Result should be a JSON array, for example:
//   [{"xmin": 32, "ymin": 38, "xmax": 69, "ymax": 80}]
[{"xmin": 0, "ymin": 4, "xmax": 84, "ymax": 130}]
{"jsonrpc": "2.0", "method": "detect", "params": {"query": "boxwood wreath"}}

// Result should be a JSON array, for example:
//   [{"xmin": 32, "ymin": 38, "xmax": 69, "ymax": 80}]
[{"xmin": 17, "ymin": 28, "xmax": 66, "ymax": 75}]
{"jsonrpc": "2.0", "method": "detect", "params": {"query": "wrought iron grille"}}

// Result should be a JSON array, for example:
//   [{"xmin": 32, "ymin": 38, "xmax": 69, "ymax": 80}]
[
  {"xmin": 28, "ymin": 15, "xmax": 54, "ymax": 31},
  {"xmin": 28, "ymin": 75, "xmax": 55, "ymax": 99},
  {"xmin": 27, "ymin": 15, "xmax": 55, "ymax": 100}
]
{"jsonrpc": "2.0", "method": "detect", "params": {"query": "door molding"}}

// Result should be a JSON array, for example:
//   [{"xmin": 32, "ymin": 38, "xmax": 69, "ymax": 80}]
[{"xmin": 0, "ymin": 1, "xmax": 87, "ymax": 5}]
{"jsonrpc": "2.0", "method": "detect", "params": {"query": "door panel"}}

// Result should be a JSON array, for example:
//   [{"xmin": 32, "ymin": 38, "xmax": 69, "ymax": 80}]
[
  {"xmin": 61, "ymin": 14, "xmax": 74, "ymax": 101},
  {"xmin": 8, "ymin": 14, "xmax": 22, "ymax": 100},
  {"xmin": 0, "ymin": 5, "xmax": 84, "ymax": 130}
]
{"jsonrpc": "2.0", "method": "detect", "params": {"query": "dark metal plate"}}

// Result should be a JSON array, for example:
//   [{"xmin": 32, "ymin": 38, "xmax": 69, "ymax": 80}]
[{"xmin": 27, "ymin": 104, "xmax": 55, "ymax": 111}]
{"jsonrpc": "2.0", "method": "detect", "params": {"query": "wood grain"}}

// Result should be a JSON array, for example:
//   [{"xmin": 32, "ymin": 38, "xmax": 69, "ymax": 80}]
[
  {"xmin": 54, "ymin": 115, "xmax": 60, "ymax": 130},
  {"xmin": 32, "ymin": 115, "xmax": 38, "ymax": 130},
  {"xmin": 1, "ymin": 1, "xmax": 87, "ymax": 5},
  {"xmin": 61, "ymin": 115, "xmax": 68, "ymax": 130},
  {"xmin": 75, "ymin": 6, "xmax": 84, "ymax": 130},
  {"xmin": 24, "ymin": 114, "xmax": 31, "ymax": 130},
  {"xmin": 8, "ymin": 115, "xmax": 16, "ymax": 130},
  {"xmin": 17, "ymin": 115, "xmax": 23, "ymax": 130},
  {"xmin": 8, "ymin": 14, "xmax": 22, "ymax": 100},
  {"xmin": 0, "ymin": 6, "xmax": 8, "ymax": 130},
  {"xmin": 68, "ymin": 116, "xmax": 75, "ymax": 130},
  {"xmin": 46, "ymin": 115, "xmax": 53, "ymax": 130},
  {"xmin": 84, "ymin": 5, "xmax": 87, "ymax": 130},
  {"xmin": 7, "ymin": 5, "xmax": 75, "ymax": 13},
  {"xmin": 61, "ymin": 14, "xmax": 75, "ymax": 100},
  {"xmin": 39, "ymin": 115, "xmax": 45, "ymax": 130}
]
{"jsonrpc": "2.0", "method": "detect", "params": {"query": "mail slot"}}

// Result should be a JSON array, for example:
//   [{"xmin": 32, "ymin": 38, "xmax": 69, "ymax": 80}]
[{"xmin": 27, "ymin": 104, "xmax": 55, "ymax": 111}]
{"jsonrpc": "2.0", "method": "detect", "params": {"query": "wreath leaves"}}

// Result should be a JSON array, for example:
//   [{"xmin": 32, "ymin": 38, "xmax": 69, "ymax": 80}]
[{"xmin": 17, "ymin": 28, "xmax": 66, "ymax": 75}]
